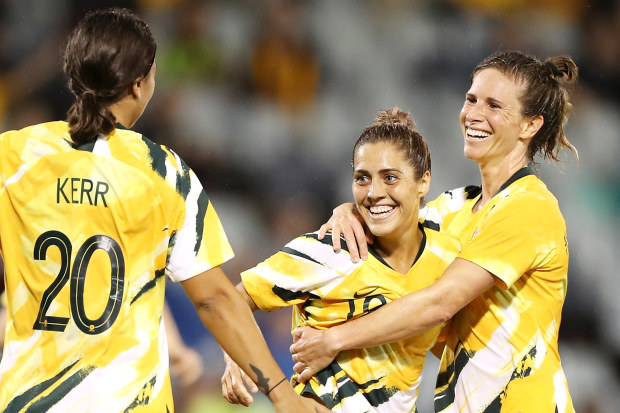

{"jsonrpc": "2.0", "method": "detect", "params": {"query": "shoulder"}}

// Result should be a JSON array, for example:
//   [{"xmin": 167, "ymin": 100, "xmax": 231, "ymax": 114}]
[
  {"xmin": 495, "ymin": 176, "xmax": 562, "ymax": 219},
  {"xmin": 423, "ymin": 226, "xmax": 461, "ymax": 263},
  {"xmin": 117, "ymin": 131, "xmax": 187, "ymax": 176},
  {"xmin": 421, "ymin": 185, "xmax": 481, "ymax": 229},
  {"xmin": 0, "ymin": 121, "xmax": 73, "ymax": 162},
  {"xmin": 280, "ymin": 232, "xmax": 363, "ymax": 275},
  {"xmin": 113, "ymin": 130, "xmax": 200, "ymax": 199},
  {"xmin": 475, "ymin": 177, "xmax": 566, "ymax": 239},
  {"xmin": 1, "ymin": 120, "xmax": 71, "ymax": 144}
]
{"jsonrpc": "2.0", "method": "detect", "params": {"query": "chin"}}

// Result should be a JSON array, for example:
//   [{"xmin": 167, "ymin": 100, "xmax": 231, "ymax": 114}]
[
  {"xmin": 367, "ymin": 223, "xmax": 392, "ymax": 239},
  {"xmin": 463, "ymin": 147, "xmax": 482, "ymax": 162}
]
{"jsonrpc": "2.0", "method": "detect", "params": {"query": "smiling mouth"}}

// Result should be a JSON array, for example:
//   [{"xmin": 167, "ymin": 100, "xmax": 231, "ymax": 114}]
[
  {"xmin": 466, "ymin": 128, "xmax": 491, "ymax": 140},
  {"xmin": 368, "ymin": 205, "xmax": 395, "ymax": 219}
]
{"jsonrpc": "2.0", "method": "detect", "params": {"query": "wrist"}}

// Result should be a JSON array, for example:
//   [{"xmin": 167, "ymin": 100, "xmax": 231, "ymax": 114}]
[
  {"xmin": 324, "ymin": 327, "xmax": 344, "ymax": 354},
  {"xmin": 265, "ymin": 377, "xmax": 295, "ymax": 403}
]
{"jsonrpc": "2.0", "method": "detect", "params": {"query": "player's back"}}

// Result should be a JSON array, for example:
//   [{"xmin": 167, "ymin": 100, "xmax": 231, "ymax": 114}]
[{"xmin": 0, "ymin": 121, "xmax": 185, "ymax": 412}]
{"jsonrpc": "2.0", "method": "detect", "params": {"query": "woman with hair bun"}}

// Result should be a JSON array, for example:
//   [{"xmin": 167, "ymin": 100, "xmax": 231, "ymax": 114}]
[
  {"xmin": 221, "ymin": 107, "xmax": 461, "ymax": 412},
  {"xmin": 0, "ymin": 8, "xmax": 327, "ymax": 413},
  {"xmin": 291, "ymin": 50, "xmax": 579, "ymax": 413}
]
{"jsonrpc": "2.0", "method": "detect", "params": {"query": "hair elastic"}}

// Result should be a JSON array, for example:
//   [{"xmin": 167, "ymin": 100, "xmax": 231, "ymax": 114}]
[{"xmin": 544, "ymin": 61, "xmax": 563, "ymax": 78}]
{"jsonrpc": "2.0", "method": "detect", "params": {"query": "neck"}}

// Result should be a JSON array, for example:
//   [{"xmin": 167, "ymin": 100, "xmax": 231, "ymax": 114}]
[
  {"xmin": 375, "ymin": 223, "xmax": 423, "ymax": 274},
  {"xmin": 475, "ymin": 155, "xmax": 527, "ymax": 211},
  {"xmin": 108, "ymin": 90, "xmax": 138, "ymax": 129},
  {"xmin": 109, "ymin": 101, "xmax": 133, "ymax": 129}
]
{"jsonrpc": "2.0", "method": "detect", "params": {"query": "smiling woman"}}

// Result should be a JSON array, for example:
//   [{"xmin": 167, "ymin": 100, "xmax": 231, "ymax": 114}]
[
  {"xmin": 220, "ymin": 107, "xmax": 461, "ymax": 413},
  {"xmin": 351, "ymin": 109, "xmax": 432, "ymax": 273},
  {"xmin": 461, "ymin": 68, "xmax": 533, "ymax": 167}
]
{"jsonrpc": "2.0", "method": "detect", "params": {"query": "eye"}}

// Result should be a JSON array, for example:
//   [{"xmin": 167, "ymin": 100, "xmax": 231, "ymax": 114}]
[
  {"xmin": 384, "ymin": 174, "xmax": 398, "ymax": 184},
  {"xmin": 489, "ymin": 102, "xmax": 501, "ymax": 109},
  {"xmin": 354, "ymin": 174, "xmax": 369, "ymax": 185},
  {"xmin": 465, "ymin": 95, "xmax": 476, "ymax": 104}
]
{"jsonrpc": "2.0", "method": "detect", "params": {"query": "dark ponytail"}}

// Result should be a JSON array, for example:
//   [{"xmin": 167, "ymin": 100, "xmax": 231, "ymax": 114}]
[{"xmin": 63, "ymin": 8, "xmax": 156, "ymax": 144}]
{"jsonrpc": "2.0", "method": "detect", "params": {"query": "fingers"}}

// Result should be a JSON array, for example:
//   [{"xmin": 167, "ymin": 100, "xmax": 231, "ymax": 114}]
[
  {"xmin": 293, "ymin": 361, "xmax": 314, "ymax": 384},
  {"xmin": 365, "ymin": 225, "xmax": 375, "ymax": 246},
  {"xmin": 339, "ymin": 222, "xmax": 359, "ymax": 263},
  {"xmin": 317, "ymin": 223, "xmax": 331, "ymax": 240},
  {"xmin": 221, "ymin": 372, "xmax": 241, "ymax": 405},
  {"xmin": 293, "ymin": 361, "xmax": 305, "ymax": 375},
  {"xmin": 352, "ymin": 222, "xmax": 369, "ymax": 261},
  {"xmin": 298, "ymin": 366, "xmax": 315, "ymax": 383},
  {"xmin": 331, "ymin": 222, "xmax": 343, "ymax": 252},
  {"xmin": 241, "ymin": 369, "xmax": 259, "ymax": 394},
  {"xmin": 292, "ymin": 326, "xmax": 306, "ymax": 344},
  {"xmin": 221, "ymin": 361, "xmax": 255, "ymax": 407}
]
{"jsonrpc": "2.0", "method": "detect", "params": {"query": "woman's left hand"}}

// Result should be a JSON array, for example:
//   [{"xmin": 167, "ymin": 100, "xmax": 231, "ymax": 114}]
[
  {"xmin": 290, "ymin": 327, "xmax": 338, "ymax": 383},
  {"xmin": 221, "ymin": 351, "xmax": 259, "ymax": 406}
]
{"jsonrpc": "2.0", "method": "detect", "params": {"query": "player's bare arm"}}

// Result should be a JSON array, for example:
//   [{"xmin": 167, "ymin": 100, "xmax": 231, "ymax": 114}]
[
  {"xmin": 291, "ymin": 258, "xmax": 495, "ymax": 382},
  {"xmin": 182, "ymin": 267, "xmax": 331, "ymax": 412},
  {"xmin": 220, "ymin": 282, "xmax": 261, "ymax": 407}
]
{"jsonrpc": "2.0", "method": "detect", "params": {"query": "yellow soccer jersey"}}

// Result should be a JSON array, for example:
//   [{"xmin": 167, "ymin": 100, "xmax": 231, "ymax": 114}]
[
  {"xmin": 0, "ymin": 121, "xmax": 234, "ymax": 412},
  {"xmin": 422, "ymin": 167, "xmax": 575, "ymax": 413},
  {"xmin": 241, "ymin": 224, "xmax": 460, "ymax": 413}
]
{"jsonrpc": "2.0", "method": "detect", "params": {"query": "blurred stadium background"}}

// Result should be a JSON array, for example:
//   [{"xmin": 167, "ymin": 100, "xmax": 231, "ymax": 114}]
[{"xmin": 1, "ymin": 0, "xmax": 619, "ymax": 411}]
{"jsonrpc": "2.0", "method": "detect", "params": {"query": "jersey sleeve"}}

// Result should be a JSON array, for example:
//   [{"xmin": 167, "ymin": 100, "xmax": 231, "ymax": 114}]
[
  {"xmin": 458, "ymin": 195, "xmax": 565, "ymax": 289},
  {"xmin": 420, "ymin": 186, "xmax": 480, "ymax": 230},
  {"xmin": 164, "ymin": 150, "xmax": 234, "ymax": 282},
  {"xmin": 241, "ymin": 234, "xmax": 346, "ymax": 312}
]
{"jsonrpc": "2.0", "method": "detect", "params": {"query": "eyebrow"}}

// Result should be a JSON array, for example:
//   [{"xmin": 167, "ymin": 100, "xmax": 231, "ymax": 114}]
[
  {"xmin": 354, "ymin": 167, "xmax": 403, "ymax": 174},
  {"xmin": 466, "ymin": 92, "xmax": 505, "ymax": 106}
]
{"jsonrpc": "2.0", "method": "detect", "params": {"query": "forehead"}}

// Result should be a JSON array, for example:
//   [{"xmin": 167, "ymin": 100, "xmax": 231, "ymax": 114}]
[
  {"xmin": 354, "ymin": 141, "xmax": 410, "ymax": 169},
  {"xmin": 469, "ymin": 68, "xmax": 526, "ymax": 101}
]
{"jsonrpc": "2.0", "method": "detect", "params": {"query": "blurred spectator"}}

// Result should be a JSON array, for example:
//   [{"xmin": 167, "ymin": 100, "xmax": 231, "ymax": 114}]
[
  {"xmin": 579, "ymin": 0, "xmax": 620, "ymax": 103},
  {"xmin": 250, "ymin": 0, "xmax": 320, "ymax": 115},
  {"xmin": 155, "ymin": 0, "xmax": 224, "ymax": 87}
]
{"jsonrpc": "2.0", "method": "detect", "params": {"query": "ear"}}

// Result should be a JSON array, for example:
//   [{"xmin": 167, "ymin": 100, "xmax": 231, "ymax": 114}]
[
  {"xmin": 417, "ymin": 170, "xmax": 431, "ymax": 198},
  {"xmin": 520, "ymin": 115, "xmax": 544, "ymax": 141},
  {"xmin": 130, "ymin": 79, "xmax": 142, "ymax": 99}
]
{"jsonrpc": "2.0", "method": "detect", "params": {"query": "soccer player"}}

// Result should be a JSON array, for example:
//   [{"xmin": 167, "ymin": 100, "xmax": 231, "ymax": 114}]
[
  {"xmin": 221, "ymin": 108, "xmax": 461, "ymax": 412},
  {"xmin": 291, "ymin": 51, "xmax": 579, "ymax": 413},
  {"xmin": 0, "ymin": 8, "xmax": 328, "ymax": 413}
]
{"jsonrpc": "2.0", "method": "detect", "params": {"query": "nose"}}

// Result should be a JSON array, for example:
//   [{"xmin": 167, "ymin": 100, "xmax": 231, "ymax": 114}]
[
  {"xmin": 367, "ymin": 180, "xmax": 386, "ymax": 199},
  {"xmin": 464, "ymin": 102, "xmax": 483, "ymax": 123}
]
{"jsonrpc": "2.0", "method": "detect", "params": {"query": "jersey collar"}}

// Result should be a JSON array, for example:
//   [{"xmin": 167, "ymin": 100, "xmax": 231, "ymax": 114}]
[
  {"xmin": 368, "ymin": 221, "xmax": 427, "ymax": 272},
  {"xmin": 494, "ymin": 166, "xmax": 534, "ymax": 197}
]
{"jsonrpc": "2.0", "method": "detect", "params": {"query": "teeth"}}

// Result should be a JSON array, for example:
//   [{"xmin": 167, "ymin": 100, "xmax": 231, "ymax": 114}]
[
  {"xmin": 467, "ymin": 128, "xmax": 491, "ymax": 138},
  {"xmin": 370, "ymin": 205, "xmax": 394, "ymax": 214}
]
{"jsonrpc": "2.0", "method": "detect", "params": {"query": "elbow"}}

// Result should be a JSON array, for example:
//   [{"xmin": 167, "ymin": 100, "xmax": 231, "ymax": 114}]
[
  {"xmin": 427, "ymin": 293, "xmax": 460, "ymax": 327},
  {"xmin": 435, "ymin": 307, "xmax": 455, "ymax": 326},
  {"xmin": 190, "ymin": 286, "xmax": 237, "ymax": 316},
  {"xmin": 191, "ymin": 295, "xmax": 220, "ymax": 315}
]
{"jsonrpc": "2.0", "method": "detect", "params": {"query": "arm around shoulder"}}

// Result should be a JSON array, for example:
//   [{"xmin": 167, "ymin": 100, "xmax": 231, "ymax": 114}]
[{"xmin": 293, "ymin": 258, "xmax": 495, "ymax": 356}]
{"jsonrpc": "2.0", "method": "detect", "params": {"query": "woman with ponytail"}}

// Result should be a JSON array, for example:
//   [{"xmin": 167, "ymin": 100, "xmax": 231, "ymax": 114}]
[
  {"xmin": 221, "ymin": 107, "xmax": 461, "ymax": 412},
  {"xmin": 291, "ymin": 50, "xmax": 579, "ymax": 413},
  {"xmin": 0, "ymin": 8, "xmax": 327, "ymax": 413}
]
